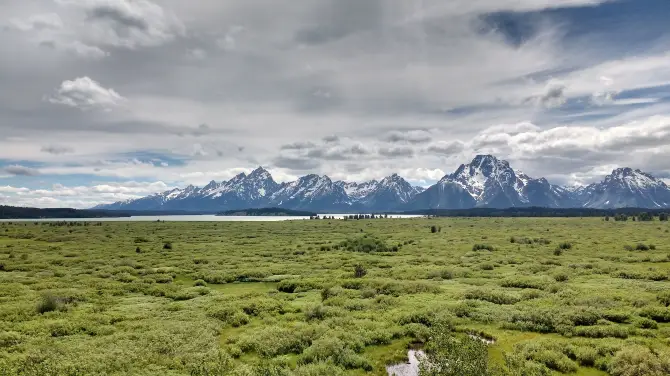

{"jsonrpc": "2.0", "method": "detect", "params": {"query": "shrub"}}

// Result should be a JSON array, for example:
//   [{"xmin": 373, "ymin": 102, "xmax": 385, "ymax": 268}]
[
  {"xmin": 353, "ymin": 264, "xmax": 367, "ymax": 278},
  {"xmin": 639, "ymin": 307, "xmax": 670, "ymax": 323},
  {"xmin": 636, "ymin": 243, "xmax": 650, "ymax": 251},
  {"xmin": 472, "ymin": 244, "xmax": 494, "ymax": 252},
  {"xmin": 658, "ymin": 291, "xmax": 670, "ymax": 307},
  {"xmin": 36, "ymin": 293, "xmax": 63, "ymax": 314},
  {"xmin": 135, "ymin": 247, "xmax": 141, "ymax": 253},
  {"xmin": 163, "ymin": 242, "xmax": 173, "ymax": 250},
  {"xmin": 464, "ymin": 289, "xmax": 520, "ymax": 305},
  {"xmin": 421, "ymin": 321, "xmax": 492, "ymax": 376},
  {"xmin": 558, "ymin": 242, "xmax": 572, "ymax": 250},
  {"xmin": 635, "ymin": 317, "xmax": 658, "ymax": 329},
  {"xmin": 609, "ymin": 345, "xmax": 670, "ymax": 376},
  {"xmin": 572, "ymin": 325, "xmax": 629, "ymax": 339},
  {"xmin": 304, "ymin": 305, "xmax": 328, "ymax": 321},
  {"xmin": 553, "ymin": 248, "xmax": 563, "ymax": 256},
  {"xmin": 431, "ymin": 225, "xmax": 438, "ymax": 233},
  {"xmin": 194, "ymin": 279, "xmax": 207, "ymax": 287},
  {"xmin": 501, "ymin": 277, "xmax": 546, "ymax": 290},
  {"xmin": 338, "ymin": 236, "xmax": 395, "ymax": 253},
  {"xmin": 553, "ymin": 273, "xmax": 569, "ymax": 282}
]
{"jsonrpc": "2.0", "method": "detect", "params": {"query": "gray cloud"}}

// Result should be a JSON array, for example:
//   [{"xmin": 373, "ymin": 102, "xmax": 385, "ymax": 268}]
[
  {"xmin": 41, "ymin": 145, "xmax": 74, "ymax": 155},
  {"xmin": 384, "ymin": 130, "xmax": 433, "ymax": 144},
  {"xmin": 280, "ymin": 141, "xmax": 317, "ymax": 150},
  {"xmin": 4, "ymin": 165, "xmax": 40, "ymax": 176},
  {"xmin": 86, "ymin": 5, "xmax": 150, "ymax": 31},
  {"xmin": 378, "ymin": 146, "xmax": 415, "ymax": 158},
  {"xmin": 273, "ymin": 156, "xmax": 321, "ymax": 171},
  {"xmin": 426, "ymin": 141, "xmax": 465, "ymax": 155},
  {"xmin": 323, "ymin": 135, "xmax": 340, "ymax": 143}
]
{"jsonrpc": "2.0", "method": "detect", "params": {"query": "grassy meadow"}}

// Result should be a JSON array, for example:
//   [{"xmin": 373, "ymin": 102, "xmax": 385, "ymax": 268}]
[{"xmin": 0, "ymin": 218, "xmax": 669, "ymax": 375}]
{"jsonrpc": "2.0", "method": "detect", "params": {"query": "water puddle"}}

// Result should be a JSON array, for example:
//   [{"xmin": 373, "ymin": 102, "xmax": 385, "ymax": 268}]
[
  {"xmin": 386, "ymin": 350, "xmax": 425, "ymax": 376},
  {"xmin": 386, "ymin": 335, "xmax": 495, "ymax": 376}
]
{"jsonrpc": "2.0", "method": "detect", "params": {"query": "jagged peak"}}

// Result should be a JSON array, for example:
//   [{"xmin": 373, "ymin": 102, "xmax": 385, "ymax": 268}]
[
  {"xmin": 249, "ymin": 166, "xmax": 271, "ymax": 177},
  {"xmin": 203, "ymin": 180, "xmax": 219, "ymax": 190}
]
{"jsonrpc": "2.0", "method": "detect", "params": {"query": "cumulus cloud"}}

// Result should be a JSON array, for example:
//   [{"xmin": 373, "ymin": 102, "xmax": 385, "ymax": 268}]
[
  {"xmin": 0, "ymin": 181, "xmax": 175, "ymax": 208},
  {"xmin": 47, "ymin": 77, "xmax": 125, "ymax": 111}
]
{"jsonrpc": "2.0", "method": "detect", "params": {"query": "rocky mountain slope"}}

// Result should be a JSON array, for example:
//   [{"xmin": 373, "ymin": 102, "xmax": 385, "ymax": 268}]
[{"xmin": 98, "ymin": 156, "xmax": 670, "ymax": 212}]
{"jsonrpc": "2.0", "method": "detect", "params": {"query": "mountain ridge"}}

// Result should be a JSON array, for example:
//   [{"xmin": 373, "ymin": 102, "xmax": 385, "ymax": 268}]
[{"xmin": 97, "ymin": 156, "xmax": 670, "ymax": 212}]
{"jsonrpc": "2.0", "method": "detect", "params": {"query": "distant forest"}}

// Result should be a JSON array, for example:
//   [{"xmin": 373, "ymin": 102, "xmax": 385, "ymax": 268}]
[
  {"xmin": 404, "ymin": 207, "xmax": 670, "ymax": 218},
  {"xmin": 217, "ymin": 208, "xmax": 317, "ymax": 217},
  {"xmin": 0, "ymin": 206, "xmax": 131, "ymax": 219}
]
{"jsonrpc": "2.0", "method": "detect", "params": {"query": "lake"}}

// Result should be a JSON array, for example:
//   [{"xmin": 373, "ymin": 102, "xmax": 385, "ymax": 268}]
[{"xmin": 0, "ymin": 214, "xmax": 423, "ymax": 222}]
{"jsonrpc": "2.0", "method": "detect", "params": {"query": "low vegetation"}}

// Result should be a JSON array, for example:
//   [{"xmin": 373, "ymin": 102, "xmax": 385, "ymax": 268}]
[{"xmin": 0, "ymin": 217, "xmax": 668, "ymax": 375}]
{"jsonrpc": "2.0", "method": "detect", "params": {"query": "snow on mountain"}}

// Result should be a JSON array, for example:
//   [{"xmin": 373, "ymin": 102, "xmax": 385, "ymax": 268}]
[
  {"xmin": 97, "ymin": 160, "xmax": 670, "ymax": 211},
  {"xmin": 578, "ymin": 168, "xmax": 670, "ymax": 209},
  {"xmin": 335, "ymin": 180, "xmax": 379, "ymax": 200},
  {"xmin": 269, "ymin": 174, "xmax": 351, "ymax": 210}
]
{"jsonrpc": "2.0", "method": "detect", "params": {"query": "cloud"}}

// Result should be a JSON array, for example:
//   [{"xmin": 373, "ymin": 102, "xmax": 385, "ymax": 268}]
[
  {"xmin": 273, "ymin": 156, "xmax": 321, "ymax": 171},
  {"xmin": 384, "ymin": 130, "xmax": 433, "ymax": 144},
  {"xmin": 280, "ymin": 141, "xmax": 316, "ymax": 150},
  {"xmin": 378, "ymin": 146, "xmax": 415, "ymax": 158},
  {"xmin": 9, "ymin": 13, "xmax": 63, "ymax": 32},
  {"xmin": 56, "ymin": 0, "xmax": 185, "ymax": 49},
  {"xmin": 0, "ymin": 181, "xmax": 175, "ymax": 208},
  {"xmin": 426, "ymin": 141, "xmax": 465, "ymax": 155},
  {"xmin": 528, "ymin": 82, "xmax": 567, "ymax": 108},
  {"xmin": 41, "ymin": 145, "xmax": 74, "ymax": 155},
  {"xmin": 47, "ymin": 77, "xmax": 126, "ymax": 111},
  {"xmin": 3, "ymin": 165, "xmax": 40, "ymax": 176}
]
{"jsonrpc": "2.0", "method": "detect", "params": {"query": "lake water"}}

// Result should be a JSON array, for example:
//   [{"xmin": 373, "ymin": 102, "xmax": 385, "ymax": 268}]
[{"xmin": 0, "ymin": 214, "xmax": 423, "ymax": 222}]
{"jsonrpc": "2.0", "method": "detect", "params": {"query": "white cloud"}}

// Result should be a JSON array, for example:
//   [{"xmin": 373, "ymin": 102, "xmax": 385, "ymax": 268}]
[{"xmin": 47, "ymin": 77, "xmax": 126, "ymax": 111}]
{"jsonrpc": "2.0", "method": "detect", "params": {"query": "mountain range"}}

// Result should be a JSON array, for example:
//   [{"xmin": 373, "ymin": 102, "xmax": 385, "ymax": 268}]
[{"xmin": 97, "ymin": 155, "xmax": 670, "ymax": 212}]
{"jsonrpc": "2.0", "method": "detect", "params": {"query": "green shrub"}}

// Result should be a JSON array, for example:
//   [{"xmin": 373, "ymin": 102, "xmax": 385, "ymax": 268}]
[
  {"xmin": 194, "ymin": 279, "xmax": 207, "ymax": 287},
  {"xmin": 553, "ymin": 272, "xmax": 569, "ymax": 282},
  {"xmin": 609, "ymin": 345, "xmax": 670, "ymax": 376},
  {"xmin": 472, "ymin": 244, "xmax": 494, "ymax": 252},
  {"xmin": 553, "ymin": 248, "xmax": 563, "ymax": 256},
  {"xmin": 0, "ymin": 331, "xmax": 22, "ymax": 348},
  {"xmin": 464, "ymin": 289, "xmax": 520, "ymax": 305},
  {"xmin": 353, "ymin": 264, "xmax": 367, "ymax": 278},
  {"xmin": 658, "ymin": 291, "xmax": 670, "ymax": 307},
  {"xmin": 163, "ymin": 242, "xmax": 173, "ymax": 250},
  {"xmin": 338, "ymin": 236, "xmax": 396, "ymax": 253},
  {"xmin": 635, "ymin": 317, "xmax": 658, "ymax": 329},
  {"xmin": 640, "ymin": 307, "xmax": 670, "ymax": 323},
  {"xmin": 36, "ymin": 293, "xmax": 63, "ymax": 314},
  {"xmin": 636, "ymin": 243, "xmax": 651, "ymax": 251},
  {"xmin": 304, "ymin": 305, "xmax": 328, "ymax": 321},
  {"xmin": 572, "ymin": 325, "xmax": 629, "ymax": 339},
  {"xmin": 501, "ymin": 277, "xmax": 546, "ymax": 290},
  {"xmin": 558, "ymin": 242, "xmax": 572, "ymax": 250}
]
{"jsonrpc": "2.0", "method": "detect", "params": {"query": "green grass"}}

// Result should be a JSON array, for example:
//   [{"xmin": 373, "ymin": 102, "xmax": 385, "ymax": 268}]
[{"xmin": 0, "ymin": 218, "xmax": 669, "ymax": 375}]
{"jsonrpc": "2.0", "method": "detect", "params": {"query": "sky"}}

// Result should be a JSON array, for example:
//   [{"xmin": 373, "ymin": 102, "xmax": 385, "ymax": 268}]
[{"xmin": 2, "ymin": 0, "xmax": 670, "ymax": 208}]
